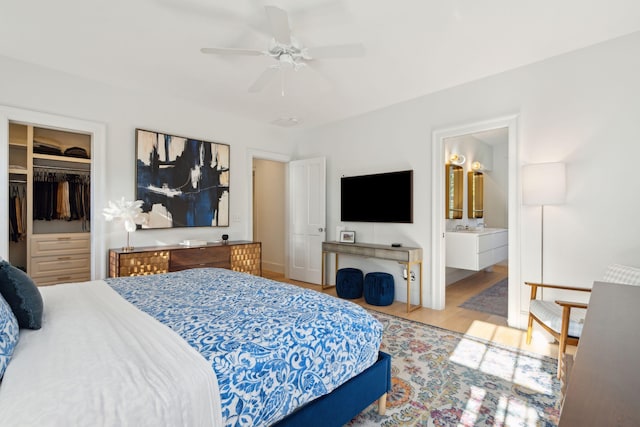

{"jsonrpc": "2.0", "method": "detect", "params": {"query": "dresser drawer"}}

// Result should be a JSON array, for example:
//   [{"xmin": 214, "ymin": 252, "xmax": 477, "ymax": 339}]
[
  {"xmin": 170, "ymin": 246, "xmax": 231, "ymax": 270},
  {"xmin": 30, "ymin": 254, "xmax": 91, "ymax": 278},
  {"xmin": 230, "ymin": 243, "xmax": 262, "ymax": 276},
  {"xmin": 31, "ymin": 233, "xmax": 90, "ymax": 256},
  {"xmin": 170, "ymin": 261, "xmax": 230, "ymax": 272},
  {"xmin": 111, "ymin": 251, "xmax": 170, "ymax": 277},
  {"xmin": 33, "ymin": 272, "xmax": 92, "ymax": 287}
]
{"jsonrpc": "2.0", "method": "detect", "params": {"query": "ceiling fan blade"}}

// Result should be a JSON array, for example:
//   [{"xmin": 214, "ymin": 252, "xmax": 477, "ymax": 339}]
[
  {"xmin": 305, "ymin": 43, "xmax": 365, "ymax": 59},
  {"xmin": 200, "ymin": 47, "xmax": 264, "ymax": 56},
  {"xmin": 248, "ymin": 67, "xmax": 279, "ymax": 93},
  {"xmin": 264, "ymin": 5, "xmax": 291, "ymax": 45}
]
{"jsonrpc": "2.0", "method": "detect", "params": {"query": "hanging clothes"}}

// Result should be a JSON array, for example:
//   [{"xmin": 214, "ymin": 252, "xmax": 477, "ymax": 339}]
[
  {"xmin": 8, "ymin": 183, "xmax": 26, "ymax": 243},
  {"xmin": 33, "ymin": 168, "xmax": 90, "ymax": 229}
]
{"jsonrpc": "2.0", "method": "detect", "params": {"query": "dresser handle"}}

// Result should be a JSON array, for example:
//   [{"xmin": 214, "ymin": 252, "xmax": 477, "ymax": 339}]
[
  {"xmin": 57, "ymin": 257, "xmax": 72, "ymax": 261},
  {"xmin": 57, "ymin": 237, "xmax": 72, "ymax": 240},
  {"xmin": 57, "ymin": 276, "xmax": 72, "ymax": 281}
]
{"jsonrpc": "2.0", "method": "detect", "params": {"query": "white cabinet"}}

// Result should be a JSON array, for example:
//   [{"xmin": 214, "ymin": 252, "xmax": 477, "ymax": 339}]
[{"xmin": 446, "ymin": 228, "xmax": 508, "ymax": 271}]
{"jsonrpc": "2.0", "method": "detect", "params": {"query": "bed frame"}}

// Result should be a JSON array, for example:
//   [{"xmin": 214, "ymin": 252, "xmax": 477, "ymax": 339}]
[{"xmin": 273, "ymin": 351, "xmax": 392, "ymax": 427}]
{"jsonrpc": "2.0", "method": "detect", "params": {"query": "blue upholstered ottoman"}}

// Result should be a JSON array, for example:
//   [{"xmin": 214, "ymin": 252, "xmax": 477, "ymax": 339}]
[
  {"xmin": 336, "ymin": 268, "xmax": 364, "ymax": 299},
  {"xmin": 364, "ymin": 272, "xmax": 395, "ymax": 306}
]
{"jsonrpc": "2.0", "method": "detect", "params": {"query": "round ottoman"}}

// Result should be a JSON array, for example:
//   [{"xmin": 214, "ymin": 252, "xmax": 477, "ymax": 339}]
[
  {"xmin": 364, "ymin": 272, "xmax": 395, "ymax": 306},
  {"xmin": 336, "ymin": 268, "xmax": 364, "ymax": 299}
]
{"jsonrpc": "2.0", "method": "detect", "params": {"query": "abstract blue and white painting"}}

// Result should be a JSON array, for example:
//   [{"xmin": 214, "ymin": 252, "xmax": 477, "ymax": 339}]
[{"xmin": 135, "ymin": 129, "xmax": 230, "ymax": 228}]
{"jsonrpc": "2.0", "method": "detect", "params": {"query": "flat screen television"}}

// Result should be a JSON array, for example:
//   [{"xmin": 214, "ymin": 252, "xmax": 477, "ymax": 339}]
[{"xmin": 341, "ymin": 170, "xmax": 413, "ymax": 223}]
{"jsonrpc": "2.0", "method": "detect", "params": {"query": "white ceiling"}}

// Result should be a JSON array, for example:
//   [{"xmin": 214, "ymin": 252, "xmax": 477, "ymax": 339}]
[{"xmin": 2, "ymin": 0, "xmax": 640, "ymax": 129}]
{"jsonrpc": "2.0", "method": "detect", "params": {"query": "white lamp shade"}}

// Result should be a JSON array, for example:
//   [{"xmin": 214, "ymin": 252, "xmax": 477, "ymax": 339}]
[{"xmin": 522, "ymin": 162, "xmax": 566, "ymax": 205}]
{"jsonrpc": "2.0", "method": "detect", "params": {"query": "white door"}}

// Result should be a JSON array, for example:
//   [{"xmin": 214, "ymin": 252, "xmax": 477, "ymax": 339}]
[{"xmin": 288, "ymin": 157, "xmax": 326, "ymax": 283}]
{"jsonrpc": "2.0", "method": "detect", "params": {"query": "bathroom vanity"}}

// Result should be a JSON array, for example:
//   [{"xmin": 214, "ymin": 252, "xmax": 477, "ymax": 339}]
[{"xmin": 445, "ymin": 228, "xmax": 508, "ymax": 271}]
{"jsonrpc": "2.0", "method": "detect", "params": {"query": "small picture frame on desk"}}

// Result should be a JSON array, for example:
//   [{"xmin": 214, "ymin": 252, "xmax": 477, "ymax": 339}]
[{"xmin": 339, "ymin": 231, "xmax": 356, "ymax": 243}]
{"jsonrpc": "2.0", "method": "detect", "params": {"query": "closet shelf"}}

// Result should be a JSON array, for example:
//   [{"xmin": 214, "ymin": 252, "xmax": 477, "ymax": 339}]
[
  {"xmin": 33, "ymin": 153, "xmax": 91, "ymax": 164},
  {"xmin": 9, "ymin": 168, "xmax": 27, "ymax": 175},
  {"xmin": 9, "ymin": 139, "xmax": 27, "ymax": 147}
]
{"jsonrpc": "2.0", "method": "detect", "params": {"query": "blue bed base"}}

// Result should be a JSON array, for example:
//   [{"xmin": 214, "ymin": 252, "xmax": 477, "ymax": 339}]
[{"xmin": 272, "ymin": 351, "xmax": 392, "ymax": 427}]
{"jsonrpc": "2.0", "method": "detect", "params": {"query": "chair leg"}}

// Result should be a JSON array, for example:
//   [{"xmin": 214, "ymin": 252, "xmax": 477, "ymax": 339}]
[
  {"xmin": 557, "ymin": 306, "xmax": 572, "ymax": 379},
  {"xmin": 526, "ymin": 314, "xmax": 534, "ymax": 344}
]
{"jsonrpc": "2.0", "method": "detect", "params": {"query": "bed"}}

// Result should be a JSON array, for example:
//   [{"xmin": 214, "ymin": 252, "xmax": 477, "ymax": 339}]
[{"xmin": 0, "ymin": 267, "xmax": 390, "ymax": 426}]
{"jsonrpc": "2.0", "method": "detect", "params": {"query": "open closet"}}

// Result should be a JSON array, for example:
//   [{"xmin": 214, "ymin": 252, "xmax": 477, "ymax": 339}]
[{"xmin": 8, "ymin": 122, "xmax": 92, "ymax": 285}]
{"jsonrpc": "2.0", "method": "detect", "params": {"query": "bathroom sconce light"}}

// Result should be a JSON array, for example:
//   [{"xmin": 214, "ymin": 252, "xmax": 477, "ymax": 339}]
[
  {"xmin": 471, "ymin": 161, "xmax": 484, "ymax": 171},
  {"xmin": 449, "ymin": 153, "xmax": 466, "ymax": 166}
]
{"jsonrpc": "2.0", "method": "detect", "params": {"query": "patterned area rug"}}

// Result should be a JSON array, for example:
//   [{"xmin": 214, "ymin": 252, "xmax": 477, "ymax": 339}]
[
  {"xmin": 459, "ymin": 279, "xmax": 508, "ymax": 318},
  {"xmin": 349, "ymin": 311, "xmax": 561, "ymax": 426}
]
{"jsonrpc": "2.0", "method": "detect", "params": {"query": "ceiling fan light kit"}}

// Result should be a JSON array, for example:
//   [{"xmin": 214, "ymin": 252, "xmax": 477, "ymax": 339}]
[{"xmin": 201, "ymin": 5, "xmax": 365, "ymax": 94}]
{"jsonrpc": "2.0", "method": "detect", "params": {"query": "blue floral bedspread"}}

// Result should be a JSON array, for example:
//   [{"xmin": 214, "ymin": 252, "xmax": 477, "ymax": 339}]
[{"xmin": 106, "ymin": 268, "xmax": 382, "ymax": 426}]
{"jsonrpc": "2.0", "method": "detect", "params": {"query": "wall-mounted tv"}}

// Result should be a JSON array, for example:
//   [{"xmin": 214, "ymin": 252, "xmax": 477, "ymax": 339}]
[{"xmin": 341, "ymin": 170, "xmax": 413, "ymax": 223}]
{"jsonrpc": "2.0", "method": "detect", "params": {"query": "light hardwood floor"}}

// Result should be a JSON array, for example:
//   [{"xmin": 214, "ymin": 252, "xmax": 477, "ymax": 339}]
[{"xmin": 265, "ymin": 266, "xmax": 567, "ymax": 358}]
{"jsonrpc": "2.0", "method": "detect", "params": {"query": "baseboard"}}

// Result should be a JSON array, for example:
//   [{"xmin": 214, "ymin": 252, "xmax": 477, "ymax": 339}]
[{"xmin": 263, "ymin": 261, "xmax": 284, "ymax": 274}]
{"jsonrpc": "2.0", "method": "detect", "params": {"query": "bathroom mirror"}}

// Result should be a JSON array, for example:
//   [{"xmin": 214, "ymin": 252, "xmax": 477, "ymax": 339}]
[
  {"xmin": 468, "ymin": 171, "xmax": 484, "ymax": 218},
  {"xmin": 445, "ymin": 164, "xmax": 463, "ymax": 219}
]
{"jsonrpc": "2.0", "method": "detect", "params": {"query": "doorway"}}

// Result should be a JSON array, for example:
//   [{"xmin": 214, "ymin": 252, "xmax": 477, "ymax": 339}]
[
  {"xmin": 252, "ymin": 158, "xmax": 286, "ymax": 276},
  {"xmin": 431, "ymin": 115, "xmax": 521, "ymax": 328},
  {"xmin": 0, "ymin": 105, "xmax": 106, "ymax": 278},
  {"xmin": 247, "ymin": 149, "xmax": 290, "ymax": 278},
  {"xmin": 443, "ymin": 128, "xmax": 509, "ymax": 322}
]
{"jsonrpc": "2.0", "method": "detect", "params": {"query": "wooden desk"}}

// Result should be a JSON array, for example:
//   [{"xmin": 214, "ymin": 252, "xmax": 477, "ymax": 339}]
[
  {"xmin": 321, "ymin": 241, "xmax": 423, "ymax": 312},
  {"xmin": 559, "ymin": 281, "xmax": 640, "ymax": 426}
]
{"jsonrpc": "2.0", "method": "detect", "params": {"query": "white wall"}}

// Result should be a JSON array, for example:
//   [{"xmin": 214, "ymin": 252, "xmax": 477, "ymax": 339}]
[
  {"xmin": 293, "ymin": 31, "xmax": 640, "ymax": 315},
  {"xmin": 484, "ymin": 141, "xmax": 509, "ymax": 229},
  {"xmin": 253, "ymin": 159, "xmax": 285, "ymax": 273},
  {"xmin": 0, "ymin": 55, "xmax": 294, "ymax": 277}
]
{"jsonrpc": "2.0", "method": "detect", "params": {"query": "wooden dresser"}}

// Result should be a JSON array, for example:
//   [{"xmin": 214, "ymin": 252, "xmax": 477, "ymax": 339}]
[
  {"xmin": 31, "ymin": 233, "xmax": 91, "ymax": 286},
  {"xmin": 559, "ymin": 281, "xmax": 640, "ymax": 426},
  {"xmin": 108, "ymin": 241, "xmax": 261, "ymax": 278}
]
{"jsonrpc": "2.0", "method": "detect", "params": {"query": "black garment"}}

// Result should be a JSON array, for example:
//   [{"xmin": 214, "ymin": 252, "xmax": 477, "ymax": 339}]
[
  {"xmin": 33, "ymin": 145, "xmax": 62, "ymax": 156},
  {"xmin": 63, "ymin": 147, "xmax": 89, "ymax": 159},
  {"xmin": 9, "ymin": 196, "xmax": 19, "ymax": 242}
]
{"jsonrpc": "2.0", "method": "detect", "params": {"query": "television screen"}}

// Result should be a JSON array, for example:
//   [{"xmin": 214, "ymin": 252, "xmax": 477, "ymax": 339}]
[{"xmin": 341, "ymin": 170, "xmax": 413, "ymax": 223}]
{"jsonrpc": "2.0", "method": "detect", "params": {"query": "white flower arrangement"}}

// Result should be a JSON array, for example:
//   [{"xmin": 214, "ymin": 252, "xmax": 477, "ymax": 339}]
[{"xmin": 103, "ymin": 198, "xmax": 147, "ymax": 250}]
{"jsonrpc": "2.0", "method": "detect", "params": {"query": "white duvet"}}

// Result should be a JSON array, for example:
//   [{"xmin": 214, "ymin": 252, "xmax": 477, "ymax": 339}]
[{"xmin": 0, "ymin": 280, "xmax": 223, "ymax": 427}]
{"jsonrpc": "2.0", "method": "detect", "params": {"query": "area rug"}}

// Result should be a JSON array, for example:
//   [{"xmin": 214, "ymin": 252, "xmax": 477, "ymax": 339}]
[
  {"xmin": 349, "ymin": 311, "xmax": 561, "ymax": 427},
  {"xmin": 459, "ymin": 278, "xmax": 508, "ymax": 318}
]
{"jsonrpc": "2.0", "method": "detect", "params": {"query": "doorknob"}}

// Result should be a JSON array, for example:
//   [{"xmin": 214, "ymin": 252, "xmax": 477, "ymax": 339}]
[{"xmin": 318, "ymin": 227, "xmax": 324, "ymax": 232}]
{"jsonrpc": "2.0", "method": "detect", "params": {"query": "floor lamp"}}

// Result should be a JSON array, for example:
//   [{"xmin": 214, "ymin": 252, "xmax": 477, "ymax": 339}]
[{"xmin": 522, "ymin": 163, "xmax": 566, "ymax": 287}]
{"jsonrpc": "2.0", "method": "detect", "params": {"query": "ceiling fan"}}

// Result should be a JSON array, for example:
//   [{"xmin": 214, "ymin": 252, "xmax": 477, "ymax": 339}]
[{"xmin": 200, "ymin": 5, "xmax": 365, "ymax": 93}]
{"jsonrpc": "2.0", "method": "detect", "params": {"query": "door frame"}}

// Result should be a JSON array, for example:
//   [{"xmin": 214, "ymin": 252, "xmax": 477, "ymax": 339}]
[
  {"xmin": 246, "ymin": 149, "xmax": 291, "ymax": 275},
  {"xmin": 431, "ymin": 114, "xmax": 522, "ymax": 328},
  {"xmin": 0, "ymin": 105, "xmax": 107, "ymax": 279}
]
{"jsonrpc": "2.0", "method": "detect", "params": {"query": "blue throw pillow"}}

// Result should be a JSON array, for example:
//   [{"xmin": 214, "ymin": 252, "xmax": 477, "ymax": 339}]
[
  {"xmin": 0, "ymin": 293, "xmax": 19, "ymax": 379},
  {"xmin": 0, "ymin": 260, "xmax": 43, "ymax": 329}
]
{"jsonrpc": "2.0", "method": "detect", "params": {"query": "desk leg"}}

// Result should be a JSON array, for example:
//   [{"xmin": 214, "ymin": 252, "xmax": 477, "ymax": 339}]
[
  {"xmin": 321, "ymin": 251, "xmax": 326, "ymax": 288},
  {"xmin": 321, "ymin": 252, "xmax": 338, "ymax": 290},
  {"xmin": 418, "ymin": 261, "xmax": 423, "ymax": 309},
  {"xmin": 405, "ymin": 261, "xmax": 422, "ymax": 313}
]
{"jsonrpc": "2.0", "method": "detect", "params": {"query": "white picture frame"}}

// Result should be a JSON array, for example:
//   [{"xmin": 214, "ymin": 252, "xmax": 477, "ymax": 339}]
[{"xmin": 339, "ymin": 230, "xmax": 356, "ymax": 243}]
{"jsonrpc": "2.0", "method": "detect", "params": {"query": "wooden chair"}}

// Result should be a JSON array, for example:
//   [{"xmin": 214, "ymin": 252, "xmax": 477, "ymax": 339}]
[{"xmin": 525, "ymin": 264, "xmax": 640, "ymax": 378}]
